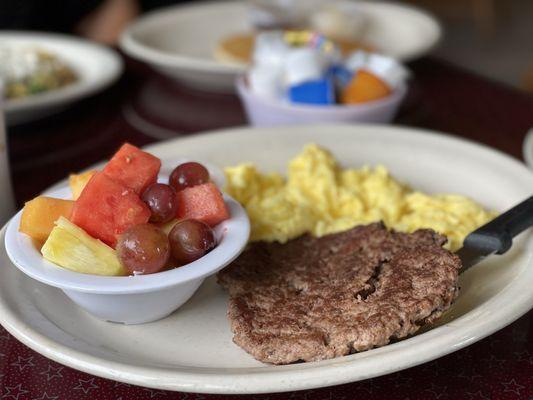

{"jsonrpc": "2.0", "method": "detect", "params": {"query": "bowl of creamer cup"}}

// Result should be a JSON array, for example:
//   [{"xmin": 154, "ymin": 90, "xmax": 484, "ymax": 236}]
[{"xmin": 236, "ymin": 75, "xmax": 408, "ymax": 127}]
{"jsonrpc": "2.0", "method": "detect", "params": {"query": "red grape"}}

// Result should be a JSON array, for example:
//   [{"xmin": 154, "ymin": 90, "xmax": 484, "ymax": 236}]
[
  {"xmin": 142, "ymin": 183, "xmax": 178, "ymax": 223},
  {"xmin": 169, "ymin": 219, "xmax": 216, "ymax": 265},
  {"xmin": 117, "ymin": 224, "xmax": 170, "ymax": 275},
  {"xmin": 169, "ymin": 162, "xmax": 209, "ymax": 192}
]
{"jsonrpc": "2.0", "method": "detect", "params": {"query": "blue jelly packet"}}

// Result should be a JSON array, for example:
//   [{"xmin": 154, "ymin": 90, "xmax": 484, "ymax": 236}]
[
  {"xmin": 327, "ymin": 65, "xmax": 354, "ymax": 90},
  {"xmin": 288, "ymin": 77, "xmax": 335, "ymax": 105}
]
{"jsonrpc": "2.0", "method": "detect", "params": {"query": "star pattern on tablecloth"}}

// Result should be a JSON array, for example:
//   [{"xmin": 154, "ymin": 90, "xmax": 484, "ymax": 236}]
[
  {"xmin": 321, "ymin": 393, "xmax": 345, "ymax": 400},
  {"xmin": 483, "ymin": 354, "xmax": 505, "ymax": 369},
  {"xmin": 466, "ymin": 390, "xmax": 490, "ymax": 400},
  {"xmin": 142, "ymin": 388, "xmax": 167, "ymax": 398},
  {"xmin": 388, "ymin": 373, "xmax": 412, "ymax": 388},
  {"xmin": 511, "ymin": 325, "xmax": 528, "ymax": 343},
  {"xmin": 289, "ymin": 389, "xmax": 315, "ymax": 399},
  {"xmin": 488, "ymin": 338, "xmax": 503, "ymax": 350},
  {"xmin": 360, "ymin": 378, "xmax": 380, "ymax": 394},
  {"xmin": 424, "ymin": 383, "xmax": 447, "ymax": 399},
  {"xmin": 456, "ymin": 368, "xmax": 483, "ymax": 382},
  {"xmin": 428, "ymin": 361, "xmax": 449, "ymax": 378},
  {"xmin": 73, "ymin": 377, "xmax": 99, "ymax": 394},
  {"xmin": 39, "ymin": 364, "xmax": 63, "ymax": 382},
  {"xmin": 32, "ymin": 393, "xmax": 59, "ymax": 400},
  {"xmin": 514, "ymin": 350, "xmax": 533, "ymax": 365},
  {"xmin": 501, "ymin": 378, "xmax": 525, "ymax": 395},
  {"xmin": 2, "ymin": 384, "xmax": 29, "ymax": 400},
  {"xmin": 10, "ymin": 356, "xmax": 35, "ymax": 372},
  {"xmin": 113, "ymin": 381, "xmax": 131, "ymax": 388}
]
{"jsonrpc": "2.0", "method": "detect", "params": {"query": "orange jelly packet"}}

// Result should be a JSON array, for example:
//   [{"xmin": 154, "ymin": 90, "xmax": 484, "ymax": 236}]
[
  {"xmin": 341, "ymin": 52, "xmax": 408, "ymax": 104},
  {"xmin": 341, "ymin": 70, "xmax": 391, "ymax": 104}
]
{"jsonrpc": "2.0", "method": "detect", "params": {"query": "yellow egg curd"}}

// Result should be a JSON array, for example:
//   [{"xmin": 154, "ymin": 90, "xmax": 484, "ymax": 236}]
[{"xmin": 224, "ymin": 144, "xmax": 495, "ymax": 251}]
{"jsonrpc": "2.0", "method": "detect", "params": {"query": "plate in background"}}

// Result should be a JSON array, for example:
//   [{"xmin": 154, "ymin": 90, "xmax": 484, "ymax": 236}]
[
  {"xmin": 120, "ymin": 0, "xmax": 441, "ymax": 92},
  {"xmin": 0, "ymin": 124, "xmax": 531, "ymax": 394},
  {"xmin": 1, "ymin": 31, "xmax": 123, "ymax": 125}
]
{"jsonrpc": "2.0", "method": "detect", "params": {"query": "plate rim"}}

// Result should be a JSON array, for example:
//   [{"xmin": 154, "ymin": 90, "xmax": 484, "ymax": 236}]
[{"xmin": 0, "ymin": 124, "xmax": 532, "ymax": 394}]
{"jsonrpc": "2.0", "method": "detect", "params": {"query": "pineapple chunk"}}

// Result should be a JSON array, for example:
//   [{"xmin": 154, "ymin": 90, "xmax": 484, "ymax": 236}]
[
  {"xmin": 19, "ymin": 197, "xmax": 74, "ymax": 242},
  {"xmin": 41, "ymin": 217, "xmax": 126, "ymax": 276},
  {"xmin": 69, "ymin": 170, "xmax": 97, "ymax": 200}
]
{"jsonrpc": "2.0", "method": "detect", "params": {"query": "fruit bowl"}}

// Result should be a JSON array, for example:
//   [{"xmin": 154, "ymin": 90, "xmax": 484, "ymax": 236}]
[{"xmin": 4, "ymin": 186, "xmax": 250, "ymax": 324}]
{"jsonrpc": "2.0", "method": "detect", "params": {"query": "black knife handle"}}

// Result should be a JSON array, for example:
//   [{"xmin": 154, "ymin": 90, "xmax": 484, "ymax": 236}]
[{"xmin": 463, "ymin": 196, "xmax": 533, "ymax": 255}]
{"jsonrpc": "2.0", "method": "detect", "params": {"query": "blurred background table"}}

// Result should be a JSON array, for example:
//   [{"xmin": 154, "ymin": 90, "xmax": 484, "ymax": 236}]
[{"xmin": 4, "ymin": 55, "xmax": 533, "ymax": 399}]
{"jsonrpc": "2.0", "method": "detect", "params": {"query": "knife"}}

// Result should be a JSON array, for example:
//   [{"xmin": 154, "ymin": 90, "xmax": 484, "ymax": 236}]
[{"xmin": 456, "ymin": 196, "xmax": 533, "ymax": 273}]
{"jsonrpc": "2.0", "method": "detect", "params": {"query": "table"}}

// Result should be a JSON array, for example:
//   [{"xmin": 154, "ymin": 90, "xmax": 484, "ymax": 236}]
[{"xmin": 4, "ymin": 56, "xmax": 533, "ymax": 400}]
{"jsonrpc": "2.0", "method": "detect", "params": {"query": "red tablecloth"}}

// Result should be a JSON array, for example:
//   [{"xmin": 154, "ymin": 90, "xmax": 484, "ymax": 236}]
[{"xmin": 5, "ymin": 56, "xmax": 533, "ymax": 399}]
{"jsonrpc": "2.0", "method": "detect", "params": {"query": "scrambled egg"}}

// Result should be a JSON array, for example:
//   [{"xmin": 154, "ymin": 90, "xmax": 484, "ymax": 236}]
[{"xmin": 225, "ymin": 144, "xmax": 495, "ymax": 251}]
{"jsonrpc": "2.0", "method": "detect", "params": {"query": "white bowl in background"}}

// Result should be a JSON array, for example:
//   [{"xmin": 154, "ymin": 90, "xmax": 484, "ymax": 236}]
[
  {"xmin": 1, "ymin": 31, "xmax": 123, "ymax": 125},
  {"xmin": 4, "ymin": 186, "xmax": 250, "ymax": 324},
  {"xmin": 236, "ymin": 76, "xmax": 407, "ymax": 126},
  {"xmin": 119, "ymin": 0, "xmax": 441, "ymax": 92}
]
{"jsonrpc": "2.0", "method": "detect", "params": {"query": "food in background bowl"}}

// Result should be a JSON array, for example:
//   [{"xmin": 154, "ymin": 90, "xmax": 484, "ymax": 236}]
[
  {"xmin": 0, "ymin": 47, "xmax": 78, "ymax": 99},
  {"xmin": 18, "ymin": 143, "xmax": 230, "ymax": 277},
  {"xmin": 214, "ymin": 32, "xmax": 373, "ymax": 66},
  {"xmin": 214, "ymin": 33, "xmax": 256, "ymax": 66},
  {"xmin": 215, "ymin": 1, "xmax": 373, "ymax": 66}
]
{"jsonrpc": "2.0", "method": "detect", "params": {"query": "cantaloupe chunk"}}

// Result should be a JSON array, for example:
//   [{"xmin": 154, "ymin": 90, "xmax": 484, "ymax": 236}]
[
  {"xmin": 176, "ymin": 183, "xmax": 230, "ymax": 227},
  {"xmin": 19, "ymin": 197, "xmax": 74, "ymax": 242},
  {"xmin": 341, "ymin": 70, "xmax": 391, "ymax": 104},
  {"xmin": 41, "ymin": 217, "xmax": 126, "ymax": 276},
  {"xmin": 69, "ymin": 170, "xmax": 97, "ymax": 200}
]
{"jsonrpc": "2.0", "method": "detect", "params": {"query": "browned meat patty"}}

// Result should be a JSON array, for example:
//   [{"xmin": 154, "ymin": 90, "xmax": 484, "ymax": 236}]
[{"xmin": 217, "ymin": 223, "xmax": 462, "ymax": 364}]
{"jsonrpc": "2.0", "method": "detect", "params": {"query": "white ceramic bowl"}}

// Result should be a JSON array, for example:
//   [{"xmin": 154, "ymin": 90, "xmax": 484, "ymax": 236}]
[
  {"xmin": 119, "ymin": 0, "xmax": 441, "ymax": 92},
  {"xmin": 4, "ymin": 186, "xmax": 250, "ymax": 324},
  {"xmin": 1, "ymin": 31, "xmax": 123, "ymax": 125},
  {"xmin": 236, "ymin": 76, "xmax": 407, "ymax": 126}
]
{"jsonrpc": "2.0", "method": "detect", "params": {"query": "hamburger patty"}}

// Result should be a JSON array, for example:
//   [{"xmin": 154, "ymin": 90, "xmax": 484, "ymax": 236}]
[{"xmin": 217, "ymin": 223, "xmax": 462, "ymax": 364}]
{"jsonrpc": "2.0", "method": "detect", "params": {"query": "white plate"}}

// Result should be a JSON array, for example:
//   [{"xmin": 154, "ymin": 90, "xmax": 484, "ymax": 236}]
[
  {"xmin": 1, "ymin": 31, "xmax": 123, "ymax": 125},
  {"xmin": 522, "ymin": 128, "xmax": 533, "ymax": 169},
  {"xmin": 120, "ymin": 1, "xmax": 441, "ymax": 92},
  {"xmin": 0, "ymin": 124, "xmax": 532, "ymax": 394}
]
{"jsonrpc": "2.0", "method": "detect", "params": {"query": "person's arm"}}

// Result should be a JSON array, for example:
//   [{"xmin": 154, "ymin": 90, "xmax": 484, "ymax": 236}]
[{"xmin": 75, "ymin": 0, "xmax": 140, "ymax": 45}]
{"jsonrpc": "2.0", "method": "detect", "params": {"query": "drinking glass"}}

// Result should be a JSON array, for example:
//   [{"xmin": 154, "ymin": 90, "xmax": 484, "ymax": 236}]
[{"xmin": 0, "ymin": 85, "xmax": 15, "ymax": 225}]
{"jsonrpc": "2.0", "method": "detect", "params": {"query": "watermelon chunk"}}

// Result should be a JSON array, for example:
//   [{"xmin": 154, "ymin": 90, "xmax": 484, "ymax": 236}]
[
  {"xmin": 176, "ymin": 183, "xmax": 230, "ymax": 227},
  {"xmin": 103, "ymin": 143, "xmax": 161, "ymax": 194},
  {"xmin": 71, "ymin": 172, "xmax": 151, "ymax": 247}
]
